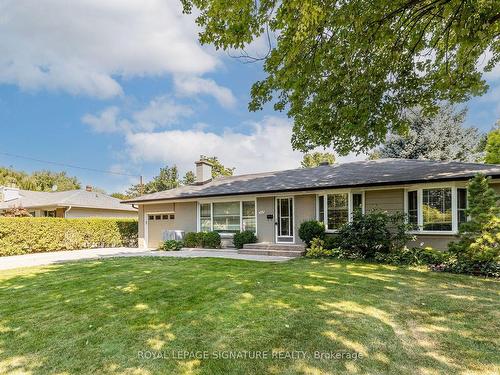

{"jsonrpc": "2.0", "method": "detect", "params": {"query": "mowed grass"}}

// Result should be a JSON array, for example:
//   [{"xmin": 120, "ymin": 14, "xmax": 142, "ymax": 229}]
[{"xmin": 0, "ymin": 257, "xmax": 499, "ymax": 375}]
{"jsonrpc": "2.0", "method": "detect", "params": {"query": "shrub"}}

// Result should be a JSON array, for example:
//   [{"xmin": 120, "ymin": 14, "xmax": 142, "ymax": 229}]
[
  {"xmin": 160, "ymin": 240, "xmax": 183, "ymax": 251},
  {"xmin": 183, "ymin": 232, "xmax": 203, "ymax": 248},
  {"xmin": 1, "ymin": 207, "xmax": 32, "ymax": 217},
  {"xmin": 305, "ymin": 238, "xmax": 333, "ymax": 258},
  {"xmin": 233, "ymin": 230, "xmax": 257, "ymax": 249},
  {"xmin": 298, "ymin": 220, "xmax": 325, "ymax": 246},
  {"xmin": 183, "ymin": 231, "xmax": 221, "ymax": 248},
  {"xmin": 202, "ymin": 231, "xmax": 221, "ymax": 248},
  {"xmin": 447, "ymin": 174, "xmax": 499, "ymax": 276},
  {"xmin": 335, "ymin": 211, "xmax": 414, "ymax": 258},
  {"xmin": 0, "ymin": 218, "xmax": 138, "ymax": 256},
  {"xmin": 375, "ymin": 247, "xmax": 449, "ymax": 266}
]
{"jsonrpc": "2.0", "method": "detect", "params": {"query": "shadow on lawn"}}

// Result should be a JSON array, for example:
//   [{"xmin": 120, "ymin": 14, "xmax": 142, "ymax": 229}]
[{"xmin": 0, "ymin": 257, "xmax": 498, "ymax": 375}]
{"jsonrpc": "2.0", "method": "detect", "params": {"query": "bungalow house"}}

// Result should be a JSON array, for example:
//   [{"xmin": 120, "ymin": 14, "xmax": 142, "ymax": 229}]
[
  {"xmin": 124, "ymin": 159, "xmax": 500, "ymax": 253},
  {"xmin": 0, "ymin": 186, "xmax": 137, "ymax": 218}
]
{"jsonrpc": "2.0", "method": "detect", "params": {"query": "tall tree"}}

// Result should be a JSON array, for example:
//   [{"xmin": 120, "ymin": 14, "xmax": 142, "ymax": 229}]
[
  {"xmin": 182, "ymin": 171, "xmax": 196, "ymax": 185},
  {"xmin": 485, "ymin": 121, "xmax": 500, "ymax": 164},
  {"xmin": 200, "ymin": 156, "xmax": 235, "ymax": 178},
  {"xmin": 370, "ymin": 106, "xmax": 484, "ymax": 162},
  {"xmin": 181, "ymin": 0, "xmax": 500, "ymax": 155},
  {"xmin": 0, "ymin": 167, "xmax": 81, "ymax": 191},
  {"xmin": 127, "ymin": 165, "xmax": 181, "ymax": 197},
  {"xmin": 301, "ymin": 152, "xmax": 336, "ymax": 168}
]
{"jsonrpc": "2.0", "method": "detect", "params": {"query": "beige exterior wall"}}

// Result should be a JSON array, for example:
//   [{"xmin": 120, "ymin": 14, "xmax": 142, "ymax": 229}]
[
  {"xmin": 294, "ymin": 194, "xmax": 316, "ymax": 244},
  {"xmin": 365, "ymin": 189, "xmax": 404, "ymax": 214},
  {"xmin": 139, "ymin": 202, "xmax": 197, "ymax": 248},
  {"xmin": 256, "ymin": 197, "xmax": 275, "ymax": 243},
  {"xmin": 65, "ymin": 207, "xmax": 137, "ymax": 219},
  {"xmin": 136, "ymin": 178, "xmax": 500, "ymax": 249}
]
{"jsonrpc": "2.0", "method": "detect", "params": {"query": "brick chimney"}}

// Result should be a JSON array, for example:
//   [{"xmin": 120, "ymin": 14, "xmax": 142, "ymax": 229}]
[
  {"xmin": 195, "ymin": 160, "xmax": 213, "ymax": 184},
  {"xmin": 85, "ymin": 185, "xmax": 93, "ymax": 192}
]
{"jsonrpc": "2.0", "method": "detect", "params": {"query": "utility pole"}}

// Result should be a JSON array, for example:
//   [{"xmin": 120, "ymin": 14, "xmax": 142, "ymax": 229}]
[{"xmin": 139, "ymin": 175, "xmax": 144, "ymax": 195}]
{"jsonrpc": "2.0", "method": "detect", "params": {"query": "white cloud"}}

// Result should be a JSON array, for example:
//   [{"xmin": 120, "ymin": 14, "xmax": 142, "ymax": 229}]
[
  {"xmin": 174, "ymin": 76, "xmax": 237, "ymax": 108},
  {"xmin": 125, "ymin": 116, "xmax": 366, "ymax": 175},
  {"xmin": 82, "ymin": 106, "xmax": 121, "ymax": 133},
  {"xmin": 82, "ymin": 96, "xmax": 192, "ymax": 133},
  {"xmin": 0, "ymin": 0, "xmax": 217, "ymax": 98}
]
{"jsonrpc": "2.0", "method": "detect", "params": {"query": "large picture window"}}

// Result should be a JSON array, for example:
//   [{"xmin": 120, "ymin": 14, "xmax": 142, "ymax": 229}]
[
  {"xmin": 213, "ymin": 202, "xmax": 240, "ymax": 233},
  {"xmin": 405, "ymin": 186, "xmax": 467, "ymax": 233},
  {"xmin": 198, "ymin": 200, "xmax": 256, "ymax": 233},
  {"xmin": 422, "ymin": 188, "xmax": 452, "ymax": 231}
]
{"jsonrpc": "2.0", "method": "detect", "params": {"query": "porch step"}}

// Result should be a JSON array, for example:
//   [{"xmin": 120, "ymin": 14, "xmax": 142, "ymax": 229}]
[{"xmin": 239, "ymin": 243, "xmax": 305, "ymax": 258}]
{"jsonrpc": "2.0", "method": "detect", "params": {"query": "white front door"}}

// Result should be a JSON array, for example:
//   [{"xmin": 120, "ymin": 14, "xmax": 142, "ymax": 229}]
[{"xmin": 275, "ymin": 197, "xmax": 294, "ymax": 243}]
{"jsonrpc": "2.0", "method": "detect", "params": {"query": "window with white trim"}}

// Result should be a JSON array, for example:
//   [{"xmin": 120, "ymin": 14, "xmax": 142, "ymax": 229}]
[
  {"xmin": 405, "ymin": 186, "xmax": 468, "ymax": 233},
  {"xmin": 198, "ymin": 200, "xmax": 256, "ymax": 233},
  {"xmin": 457, "ymin": 188, "xmax": 467, "ymax": 228},
  {"xmin": 317, "ymin": 192, "xmax": 364, "ymax": 231},
  {"xmin": 422, "ymin": 188, "xmax": 452, "ymax": 231}
]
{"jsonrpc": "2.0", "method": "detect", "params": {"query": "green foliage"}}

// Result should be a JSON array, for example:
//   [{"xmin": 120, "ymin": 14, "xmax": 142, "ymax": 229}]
[
  {"xmin": 182, "ymin": 171, "xmax": 196, "ymax": 185},
  {"xmin": 0, "ymin": 167, "xmax": 81, "ymax": 191},
  {"xmin": 160, "ymin": 240, "xmax": 184, "ymax": 251},
  {"xmin": 370, "ymin": 105, "xmax": 485, "ymax": 162},
  {"xmin": 484, "ymin": 122, "xmax": 500, "ymax": 164},
  {"xmin": 201, "ymin": 231, "xmax": 221, "ymax": 248},
  {"xmin": 334, "ymin": 211, "xmax": 413, "ymax": 258},
  {"xmin": 110, "ymin": 192, "xmax": 130, "ymax": 200},
  {"xmin": 301, "ymin": 152, "xmax": 336, "ymax": 168},
  {"xmin": 0, "ymin": 218, "xmax": 138, "ymax": 256},
  {"xmin": 298, "ymin": 220, "xmax": 325, "ymax": 246},
  {"xmin": 305, "ymin": 238, "xmax": 333, "ymax": 258},
  {"xmin": 183, "ymin": 231, "xmax": 221, "ymax": 248},
  {"xmin": 200, "ymin": 155, "xmax": 235, "ymax": 178},
  {"xmin": 375, "ymin": 247, "xmax": 449, "ymax": 266},
  {"xmin": 126, "ymin": 157, "xmax": 234, "ymax": 198},
  {"xmin": 232, "ymin": 230, "xmax": 257, "ymax": 249},
  {"xmin": 183, "ymin": 232, "xmax": 203, "ymax": 248},
  {"xmin": 182, "ymin": 0, "xmax": 499, "ymax": 154}
]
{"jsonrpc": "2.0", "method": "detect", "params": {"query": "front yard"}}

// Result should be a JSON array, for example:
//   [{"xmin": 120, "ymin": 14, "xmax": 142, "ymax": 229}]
[{"xmin": 0, "ymin": 257, "xmax": 498, "ymax": 374}]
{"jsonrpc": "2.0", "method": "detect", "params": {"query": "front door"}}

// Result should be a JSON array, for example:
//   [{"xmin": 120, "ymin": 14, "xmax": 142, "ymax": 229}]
[{"xmin": 276, "ymin": 197, "xmax": 294, "ymax": 243}]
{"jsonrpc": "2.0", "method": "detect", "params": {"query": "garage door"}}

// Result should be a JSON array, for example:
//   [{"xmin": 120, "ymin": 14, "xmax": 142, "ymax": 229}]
[{"xmin": 147, "ymin": 213, "xmax": 176, "ymax": 248}]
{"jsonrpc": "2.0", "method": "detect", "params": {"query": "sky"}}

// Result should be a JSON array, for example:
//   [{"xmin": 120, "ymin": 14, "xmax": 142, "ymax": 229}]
[{"xmin": 0, "ymin": 1, "xmax": 499, "ymax": 194}]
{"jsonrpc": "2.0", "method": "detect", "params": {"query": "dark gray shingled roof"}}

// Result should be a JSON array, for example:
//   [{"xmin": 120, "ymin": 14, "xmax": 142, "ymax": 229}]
[{"xmin": 124, "ymin": 159, "xmax": 500, "ymax": 203}]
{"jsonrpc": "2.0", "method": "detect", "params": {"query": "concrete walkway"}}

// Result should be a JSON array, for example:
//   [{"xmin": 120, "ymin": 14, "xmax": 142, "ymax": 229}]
[{"xmin": 0, "ymin": 247, "xmax": 293, "ymax": 271}]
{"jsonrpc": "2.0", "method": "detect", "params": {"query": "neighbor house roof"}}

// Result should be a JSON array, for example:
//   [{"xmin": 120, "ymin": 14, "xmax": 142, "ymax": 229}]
[
  {"xmin": 124, "ymin": 159, "xmax": 500, "ymax": 203},
  {"xmin": 0, "ymin": 189, "xmax": 137, "ymax": 211}
]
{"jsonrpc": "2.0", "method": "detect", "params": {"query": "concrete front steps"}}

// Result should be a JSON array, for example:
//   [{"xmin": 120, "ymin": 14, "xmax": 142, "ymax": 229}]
[{"xmin": 239, "ymin": 243, "xmax": 306, "ymax": 258}]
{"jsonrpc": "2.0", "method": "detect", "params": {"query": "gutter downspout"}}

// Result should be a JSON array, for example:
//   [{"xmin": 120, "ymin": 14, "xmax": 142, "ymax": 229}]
[{"xmin": 64, "ymin": 206, "xmax": 72, "ymax": 218}]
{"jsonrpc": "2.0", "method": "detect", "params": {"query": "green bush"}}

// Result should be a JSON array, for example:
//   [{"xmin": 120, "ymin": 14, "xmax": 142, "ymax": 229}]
[
  {"xmin": 233, "ymin": 231, "xmax": 257, "ymax": 249},
  {"xmin": 298, "ymin": 220, "xmax": 325, "ymax": 246},
  {"xmin": 160, "ymin": 240, "xmax": 184, "ymax": 251},
  {"xmin": 375, "ymin": 247, "xmax": 449, "ymax": 266},
  {"xmin": 182, "ymin": 231, "xmax": 221, "ymax": 248},
  {"xmin": 335, "ymin": 211, "xmax": 413, "ymax": 258},
  {"xmin": 447, "ymin": 174, "xmax": 500, "ymax": 276},
  {"xmin": 305, "ymin": 238, "xmax": 333, "ymax": 258},
  {"xmin": 202, "ymin": 232, "xmax": 221, "ymax": 248},
  {"xmin": 183, "ymin": 232, "xmax": 203, "ymax": 248},
  {"xmin": 0, "ymin": 218, "xmax": 138, "ymax": 256}
]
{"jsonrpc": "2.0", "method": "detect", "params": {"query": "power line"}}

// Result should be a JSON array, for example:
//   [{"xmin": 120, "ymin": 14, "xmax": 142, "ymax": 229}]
[{"xmin": 0, "ymin": 151, "xmax": 140, "ymax": 178}]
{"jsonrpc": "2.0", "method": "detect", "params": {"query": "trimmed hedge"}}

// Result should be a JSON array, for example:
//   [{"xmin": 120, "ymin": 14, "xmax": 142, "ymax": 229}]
[
  {"xmin": 182, "ymin": 231, "xmax": 221, "ymax": 249},
  {"xmin": 233, "ymin": 231, "xmax": 257, "ymax": 249},
  {"xmin": 0, "ymin": 217, "xmax": 138, "ymax": 256}
]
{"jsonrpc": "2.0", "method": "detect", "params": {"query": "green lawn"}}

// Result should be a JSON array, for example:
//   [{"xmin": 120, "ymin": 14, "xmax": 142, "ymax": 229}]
[{"xmin": 0, "ymin": 258, "xmax": 498, "ymax": 375}]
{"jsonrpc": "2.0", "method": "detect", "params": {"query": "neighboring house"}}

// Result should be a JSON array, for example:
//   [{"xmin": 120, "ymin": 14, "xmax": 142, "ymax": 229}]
[
  {"xmin": 124, "ymin": 159, "xmax": 500, "ymax": 250},
  {"xmin": 0, "ymin": 186, "xmax": 137, "ymax": 218}
]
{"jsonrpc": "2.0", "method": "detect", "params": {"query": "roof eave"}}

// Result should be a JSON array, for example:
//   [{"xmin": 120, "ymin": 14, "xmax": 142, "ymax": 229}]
[{"xmin": 124, "ymin": 173, "xmax": 500, "ymax": 204}]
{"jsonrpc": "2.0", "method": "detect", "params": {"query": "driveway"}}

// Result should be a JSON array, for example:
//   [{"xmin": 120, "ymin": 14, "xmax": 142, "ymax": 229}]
[{"xmin": 0, "ymin": 247, "xmax": 293, "ymax": 271}]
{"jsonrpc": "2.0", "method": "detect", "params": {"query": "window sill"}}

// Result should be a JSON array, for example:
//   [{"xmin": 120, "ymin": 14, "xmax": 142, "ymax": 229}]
[{"xmin": 408, "ymin": 231, "xmax": 458, "ymax": 236}]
